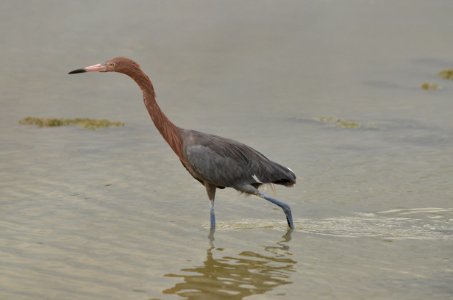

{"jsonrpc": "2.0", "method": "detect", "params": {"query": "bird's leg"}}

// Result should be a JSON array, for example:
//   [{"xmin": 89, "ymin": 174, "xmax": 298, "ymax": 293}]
[
  {"xmin": 235, "ymin": 185, "xmax": 295, "ymax": 230},
  {"xmin": 208, "ymin": 227, "xmax": 215, "ymax": 243},
  {"xmin": 205, "ymin": 184, "xmax": 217, "ymax": 230},
  {"xmin": 260, "ymin": 192, "xmax": 295, "ymax": 230},
  {"xmin": 210, "ymin": 200, "xmax": 216, "ymax": 229}
]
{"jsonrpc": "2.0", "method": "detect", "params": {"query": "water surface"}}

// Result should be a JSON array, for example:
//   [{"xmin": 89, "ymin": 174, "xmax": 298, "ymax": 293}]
[{"xmin": 1, "ymin": 1, "xmax": 452, "ymax": 299}]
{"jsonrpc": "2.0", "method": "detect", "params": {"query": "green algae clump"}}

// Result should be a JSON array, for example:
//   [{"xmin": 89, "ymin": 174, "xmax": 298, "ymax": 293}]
[
  {"xmin": 438, "ymin": 69, "xmax": 453, "ymax": 80},
  {"xmin": 317, "ymin": 116, "xmax": 361, "ymax": 129},
  {"xmin": 19, "ymin": 117, "xmax": 125, "ymax": 129},
  {"xmin": 420, "ymin": 82, "xmax": 439, "ymax": 90}
]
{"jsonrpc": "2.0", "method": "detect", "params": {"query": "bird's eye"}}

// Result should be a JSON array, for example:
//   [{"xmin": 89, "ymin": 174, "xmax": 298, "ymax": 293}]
[{"xmin": 108, "ymin": 63, "xmax": 115, "ymax": 68}]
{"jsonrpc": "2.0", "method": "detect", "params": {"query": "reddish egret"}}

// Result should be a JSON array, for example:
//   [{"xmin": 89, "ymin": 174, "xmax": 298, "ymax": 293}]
[{"xmin": 69, "ymin": 57, "xmax": 296, "ymax": 229}]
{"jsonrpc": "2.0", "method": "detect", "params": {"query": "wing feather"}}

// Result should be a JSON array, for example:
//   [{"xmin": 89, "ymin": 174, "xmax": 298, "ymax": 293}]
[{"xmin": 183, "ymin": 130, "xmax": 295, "ymax": 188}]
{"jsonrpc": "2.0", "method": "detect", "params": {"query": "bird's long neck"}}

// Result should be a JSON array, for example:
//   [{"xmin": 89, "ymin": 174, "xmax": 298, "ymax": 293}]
[{"xmin": 128, "ymin": 68, "xmax": 184, "ymax": 159}]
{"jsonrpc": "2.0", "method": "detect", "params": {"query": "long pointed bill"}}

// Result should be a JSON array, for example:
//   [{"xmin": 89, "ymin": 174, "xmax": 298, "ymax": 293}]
[{"xmin": 68, "ymin": 63, "xmax": 106, "ymax": 74}]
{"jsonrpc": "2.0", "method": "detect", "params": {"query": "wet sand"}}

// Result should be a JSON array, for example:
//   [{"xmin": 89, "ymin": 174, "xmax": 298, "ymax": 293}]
[{"xmin": 1, "ymin": 1, "xmax": 452, "ymax": 299}]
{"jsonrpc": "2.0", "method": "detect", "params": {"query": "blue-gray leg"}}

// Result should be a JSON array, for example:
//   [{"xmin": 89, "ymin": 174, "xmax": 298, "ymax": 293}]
[
  {"xmin": 210, "ymin": 200, "xmax": 216, "ymax": 230},
  {"xmin": 260, "ymin": 193, "xmax": 295, "ymax": 229},
  {"xmin": 234, "ymin": 185, "xmax": 295, "ymax": 230},
  {"xmin": 205, "ymin": 184, "xmax": 217, "ymax": 231}
]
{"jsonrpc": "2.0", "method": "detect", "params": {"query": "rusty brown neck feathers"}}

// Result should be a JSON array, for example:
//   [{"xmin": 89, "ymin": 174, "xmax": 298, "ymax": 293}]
[{"xmin": 121, "ymin": 65, "xmax": 184, "ymax": 159}]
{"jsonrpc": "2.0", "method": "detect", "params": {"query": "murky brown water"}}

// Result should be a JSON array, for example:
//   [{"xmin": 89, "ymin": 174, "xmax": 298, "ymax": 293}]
[{"xmin": 1, "ymin": 1, "xmax": 453, "ymax": 299}]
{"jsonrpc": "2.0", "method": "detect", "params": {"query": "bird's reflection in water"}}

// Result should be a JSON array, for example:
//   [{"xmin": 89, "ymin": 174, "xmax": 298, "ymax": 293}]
[{"xmin": 162, "ymin": 230, "xmax": 296, "ymax": 299}]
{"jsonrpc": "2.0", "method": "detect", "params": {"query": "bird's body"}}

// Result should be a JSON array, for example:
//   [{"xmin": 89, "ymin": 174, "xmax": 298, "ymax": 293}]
[
  {"xmin": 69, "ymin": 57, "xmax": 296, "ymax": 230},
  {"xmin": 181, "ymin": 129, "xmax": 295, "ymax": 190}
]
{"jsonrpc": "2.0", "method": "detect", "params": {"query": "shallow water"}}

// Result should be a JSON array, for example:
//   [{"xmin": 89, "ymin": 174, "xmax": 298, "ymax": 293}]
[{"xmin": 1, "ymin": 1, "xmax": 453, "ymax": 299}]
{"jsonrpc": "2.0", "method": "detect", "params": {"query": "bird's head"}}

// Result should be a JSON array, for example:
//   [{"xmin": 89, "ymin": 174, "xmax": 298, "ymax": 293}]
[{"xmin": 69, "ymin": 57, "xmax": 141, "ymax": 76}]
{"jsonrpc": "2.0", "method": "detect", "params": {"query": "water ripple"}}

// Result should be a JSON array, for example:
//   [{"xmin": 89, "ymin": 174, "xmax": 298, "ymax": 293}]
[{"xmin": 212, "ymin": 208, "xmax": 453, "ymax": 240}]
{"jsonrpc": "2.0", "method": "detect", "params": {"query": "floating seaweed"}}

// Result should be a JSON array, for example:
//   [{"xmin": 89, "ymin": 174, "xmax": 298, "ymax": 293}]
[
  {"xmin": 420, "ymin": 82, "xmax": 439, "ymax": 91},
  {"xmin": 438, "ymin": 69, "xmax": 453, "ymax": 80},
  {"xmin": 317, "ymin": 116, "xmax": 361, "ymax": 129},
  {"xmin": 19, "ymin": 117, "xmax": 125, "ymax": 129}
]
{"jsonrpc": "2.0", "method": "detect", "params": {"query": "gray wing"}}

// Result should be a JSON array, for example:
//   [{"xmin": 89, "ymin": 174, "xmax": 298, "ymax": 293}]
[{"xmin": 183, "ymin": 130, "xmax": 296, "ymax": 188}]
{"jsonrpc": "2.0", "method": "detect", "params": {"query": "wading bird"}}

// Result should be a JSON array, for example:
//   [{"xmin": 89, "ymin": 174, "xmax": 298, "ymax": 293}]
[{"xmin": 69, "ymin": 57, "xmax": 296, "ymax": 230}]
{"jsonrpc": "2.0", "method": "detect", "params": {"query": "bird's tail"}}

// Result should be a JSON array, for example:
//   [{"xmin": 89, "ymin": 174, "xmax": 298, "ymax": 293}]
[
  {"xmin": 255, "ymin": 160, "xmax": 296, "ymax": 187},
  {"xmin": 272, "ymin": 163, "xmax": 296, "ymax": 187}
]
